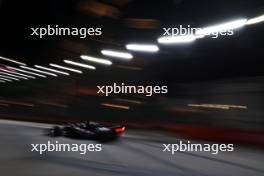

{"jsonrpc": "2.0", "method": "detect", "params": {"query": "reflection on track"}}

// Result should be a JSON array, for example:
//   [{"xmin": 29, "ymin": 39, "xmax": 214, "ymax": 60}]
[
  {"xmin": 0, "ymin": 120, "xmax": 264, "ymax": 176},
  {"xmin": 41, "ymin": 156, "xmax": 183, "ymax": 176}
]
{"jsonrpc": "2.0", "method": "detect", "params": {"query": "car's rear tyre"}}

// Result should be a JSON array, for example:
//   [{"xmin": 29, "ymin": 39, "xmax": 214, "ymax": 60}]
[{"xmin": 49, "ymin": 126, "xmax": 62, "ymax": 137}]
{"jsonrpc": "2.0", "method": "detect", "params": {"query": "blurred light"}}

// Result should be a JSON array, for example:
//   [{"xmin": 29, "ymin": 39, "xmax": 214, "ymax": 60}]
[
  {"xmin": 158, "ymin": 35, "xmax": 198, "ymax": 44},
  {"xmin": 49, "ymin": 64, "xmax": 83, "ymax": 74},
  {"xmin": 246, "ymin": 14, "xmax": 264, "ymax": 25},
  {"xmin": 0, "ymin": 80, "xmax": 6, "ymax": 83},
  {"xmin": 101, "ymin": 50, "xmax": 133, "ymax": 60},
  {"xmin": 34, "ymin": 65, "xmax": 70, "ymax": 75},
  {"xmin": 0, "ymin": 68, "xmax": 35, "ymax": 79},
  {"xmin": 188, "ymin": 104, "xmax": 247, "ymax": 110},
  {"xmin": 20, "ymin": 66, "xmax": 58, "ymax": 77},
  {"xmin": 126, "ymin": 44, "xmax": 159, "ymax": 52},
  {"xmin": 196, "ymin": 19, "xmax": 247, "ymax": 36},
  {"xmin": 226, "ymin": 105, "xmax": 248, "ymax": 109},
  {"xmin": 38, "ymin": 101, "xmax": 69, "ymax": 108},
  {"xmin": 0, "ymin": 103, "xmax": 8, "ymax": 106},
  {"xmin": 78, "ymin": 0, "xmax": 120, "ymax": 18},
  {"xmin": 0, "ymin": 77, "xmax": 13, "ymax": 82},
  {"xmin": 115, "ymin": 126, "xmax": 125, "ymax": 133},
  {"xmin": 64, "ymin": 60, "xmax": 96, "ymax": 70},
  {"xmin": 115, "ymin": 98, "xmax": 143, "ymax": 104},
  {"xmin": 0, "ymin": 75, "xmax": 20, "ymax": 81},
  {"xmin": 0, "ymin": 100, "xmax": 34, "ymax": 107},
  {"xmin": 0, "ymin": 71, "xmax": 28, "ymax": 80},
  {"xmin": 115, "ymin": 65, "xmax": 142, "ymax": 71},
  {"xmin": 0, "ymin": 56, "xmax": 26, "ymax": 65},
  {"xmin": 126, "ymin": 18, "xmax": 160, "ymax": 29},
  {"xmin": 188, "ymin": 104, "xmax": 229, "ymax": 110},
  {"xmin": 81, "ymin": 55, "xmax": 112, "ymax": 65},
  {"xmin": 101, "ymin": 103, "xmax": 130, "ymax": 110},
  {"xmin": 6, "ymin": 66, "xmax": 47, "ymax": 78}
]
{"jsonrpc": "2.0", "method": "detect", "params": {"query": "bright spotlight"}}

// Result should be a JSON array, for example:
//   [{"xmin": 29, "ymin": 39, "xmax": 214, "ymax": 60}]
[
  {"xmin": 196, "ymin": 19, "xmax": 247, "ymax": 36},
  {"xmin": 246, "ymin": 14, "xmax": 264, "ymax": 25},
  {"xmin": 64, "ymin": 60, "xmax": 96, "ymax": 70},
  {"xmin": 101, "ymin": 50, "xmax": 133, "ymax": 60},
  {"xmin": 158, "ymin": 35, "xmax": 198, "ymax": 44},
  {"xmin": 34, "ymin": 65, "xmax": 70, "ymax": 75},
  {"xmin": 81, "ymin": 55, "xmax": 112, "ymax": 65},
  {"xmin": 0, "ymin": 56, "xmax": 26, "ymax": 65},
  {"xmin": 126, "ymin": 44, "xmax": 159, "ymax": 52},
  {"xmin": 49, "ymin": 64, "xmax": 83, "ymax": 74}
]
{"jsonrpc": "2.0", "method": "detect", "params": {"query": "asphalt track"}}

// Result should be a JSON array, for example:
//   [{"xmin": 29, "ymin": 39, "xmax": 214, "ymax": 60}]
[{"xmin": 1, "ymin": 120, "xmax": 264, "ymax": 176}]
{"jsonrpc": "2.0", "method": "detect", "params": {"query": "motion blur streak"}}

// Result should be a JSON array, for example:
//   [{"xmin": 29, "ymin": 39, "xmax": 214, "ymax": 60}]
[
  {"xmin": 81, "ymin": 55, "xmax": 112, "ymax": 66},
  {"xmin": 125, "ymin": 18, "xmax": 160, "ymax": 29},
  {"xmin": 6, "ymin": 66, "xmax": 47, "ymax": 78},
  {"xmin": 49, "ymin": 64, "xmax": 83, "ymax": 74},
  {"xmin": 0, "ymin": 56, "xmax": 26, "ymax": 65},
  {"xmin": 20, "ymin": 66, "xmax": 58, "ymax": 77},
  {"xmin": 0, "ymin": 77, "xmax": 12, "ymax": 82},
  {"xmin": 115, "ymin": 98, "xmax": 143, "ymax": 104},
  {"xmin": 101, "ymin": 50, "xmax": 133, "ymax": 60},
  {"xmin": 246, "ymin": 14, "xmax": 264, "ymax": 25},
  {"xmin": 64, "ymin": 60, "xmax": 96, "ymax": 70},
  {"xmin": 39, "ymin": 102, "xmax": 68, "ymax": 108},
  {"xmin": 0, "ymin": 75, "xmax": 20, "ymax": 81},
  {"xmin": 101, "ymin": 103, "xmax": 130, "ymax": 110},
  {"xmin": 115, "ymin": 65, "xmax": 142, "ymax": 71},
  {"xmin": 188, "ymin": 104, "xmax": 248, "ymax": 110},
  {"xmin": 126, "ymin": 44, "xmax": 159, "ymax": 52},
  {"xmin": 158, "ymin": 35, "xmax": 198, "ymax": 44},
  {"xmin": 0, "ymin": 120, "xmax": 264, "ymax": 176},
  {"xmin": 197, "ymin": 19, "xmax": 247, "ymax": 35},
  {"xmin": 0, "ymin": 103, "xmax": 8, "ymax": 106},
  {"xmin": 0, "ymin": 68, "xmax": 36, "ymax": 79},
  {"xmin": 34, "ymin": 65, "xmax": 70, "ymax": 75},
  {"xmin": 0, "ymin": 71, "xmax": 28, "ymax": 80},
  {"xmin": 0, "ymin": 100, "xmax": 34, "ymax": 107}
]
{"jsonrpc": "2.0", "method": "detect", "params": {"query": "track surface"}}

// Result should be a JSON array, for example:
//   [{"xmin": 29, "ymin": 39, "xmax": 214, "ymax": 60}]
[{"xmin": 1, "ymin": 120, "xmax": 264, "ymax": 176}]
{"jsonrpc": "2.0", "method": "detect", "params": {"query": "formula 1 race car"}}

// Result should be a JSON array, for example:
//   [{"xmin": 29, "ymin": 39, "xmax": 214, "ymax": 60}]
[{"xmin": 46, "ymin": 122, "xmax": 125, "ymax": 141}]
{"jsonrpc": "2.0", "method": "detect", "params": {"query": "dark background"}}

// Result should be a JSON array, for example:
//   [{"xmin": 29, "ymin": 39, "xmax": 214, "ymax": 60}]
[{"xmin": 0, "ymin": 0, "xmax": 264, "ymax": 144}]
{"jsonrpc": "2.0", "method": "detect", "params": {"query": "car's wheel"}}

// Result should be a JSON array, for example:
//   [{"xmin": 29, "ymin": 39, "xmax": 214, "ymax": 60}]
[{"xmin": 49, "ymin": 126, "xmax": 62, "ymax": 137}]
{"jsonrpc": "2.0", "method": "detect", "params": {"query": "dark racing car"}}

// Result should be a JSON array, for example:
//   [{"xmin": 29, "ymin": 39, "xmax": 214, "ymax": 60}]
[{"xmin": 46, "ymin": 121, "xmax": 125, "ymax": 141}]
